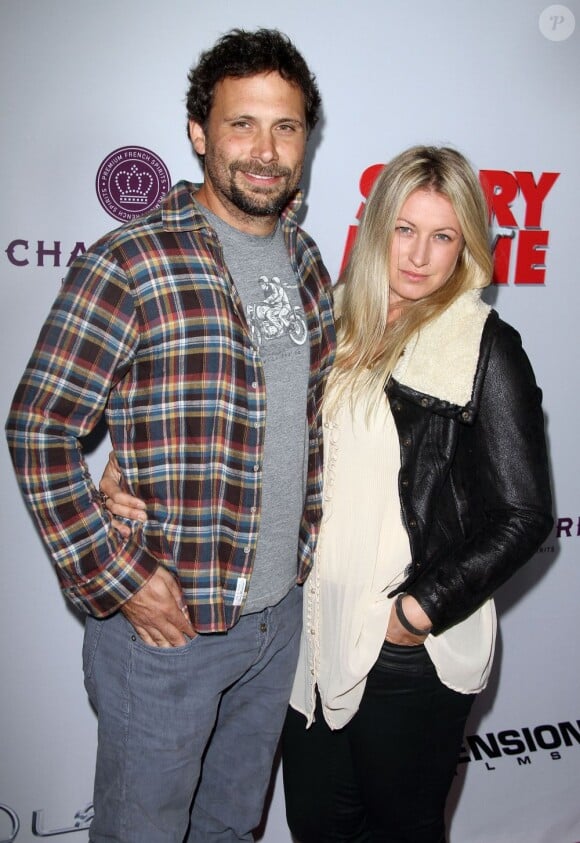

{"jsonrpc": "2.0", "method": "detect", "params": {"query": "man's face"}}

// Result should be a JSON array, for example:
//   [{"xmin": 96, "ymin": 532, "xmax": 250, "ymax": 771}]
[{"xmin": 190, "ymin": 72, "xmax": 307, "ymax": 233}]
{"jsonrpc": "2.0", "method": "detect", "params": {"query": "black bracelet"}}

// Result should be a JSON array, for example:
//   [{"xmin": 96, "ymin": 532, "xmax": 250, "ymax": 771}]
[{"xmin": 395, "ymin": 593, "xmax": 432, "ymax": 636}]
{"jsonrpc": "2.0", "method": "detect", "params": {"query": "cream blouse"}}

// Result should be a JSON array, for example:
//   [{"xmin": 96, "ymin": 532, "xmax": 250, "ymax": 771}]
[{"xmin": 290, "ymin": 384, "xmax": 497, "ymax": 730}]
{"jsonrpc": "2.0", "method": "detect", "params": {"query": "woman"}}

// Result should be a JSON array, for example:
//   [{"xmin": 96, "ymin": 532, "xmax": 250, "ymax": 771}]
[
  {"xmin": 101, "ymin": 147, "xmax": 553, "ymax": 842},
  {"xmin": 282, "ymin": 146, "xmax": 552, "ymax": 842}
]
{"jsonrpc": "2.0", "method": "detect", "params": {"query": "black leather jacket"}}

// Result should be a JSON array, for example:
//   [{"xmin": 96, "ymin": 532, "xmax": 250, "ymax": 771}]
[{"xmin": 386, "ymin": 309, "xmax": 553, "ymax": 635}]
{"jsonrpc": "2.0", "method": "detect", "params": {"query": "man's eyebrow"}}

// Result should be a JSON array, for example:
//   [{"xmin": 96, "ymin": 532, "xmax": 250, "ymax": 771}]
[{"xmin": 225, "ymin": 113, "xmax": 305, "ymax": 126}]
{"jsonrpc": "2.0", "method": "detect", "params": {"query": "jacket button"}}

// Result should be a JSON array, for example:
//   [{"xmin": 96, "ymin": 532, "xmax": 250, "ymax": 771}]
[
  {"xmin": 403, "ymin": 437, "xmax": 411, "ymax": 446},
  {"xmin": 461, "ymin": 410, "xmax": 469, "ymax": 421},
  {"xmin": 401, "ymin": 478, "xmax": 409, "ymax": 487},
  {"xmin": 408, "ymin": 519, "xmax": 417, "ymax": 528},
  {"xmin": 421, "ymin": 398, "xmax": 429, "ymax": 407}
]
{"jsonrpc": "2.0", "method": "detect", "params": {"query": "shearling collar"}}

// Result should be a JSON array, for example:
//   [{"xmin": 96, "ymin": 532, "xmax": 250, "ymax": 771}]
[{"xmin": 392, "ymin": 290, "xmax": 491, "ymax": 408}]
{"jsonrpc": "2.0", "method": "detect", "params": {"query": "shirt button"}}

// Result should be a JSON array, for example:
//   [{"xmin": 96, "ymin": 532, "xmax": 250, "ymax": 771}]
[
  {"xmin": 244, "ymin": 546, "xmax": 251, "ymax": 554},
  {"xmin": 253, "ymin": 464, "xmax": 260, "ymax": 472},
  {"xmin": 250, "ymin": 506, "xmax": 257, "ymax": 514},
  {"xmin": 260, "ymin": 623, "xmax": 267, "ymax": 633},
  {"xmin": 251, "ymin": 381, "xmax": 258, "ymax": 389}
]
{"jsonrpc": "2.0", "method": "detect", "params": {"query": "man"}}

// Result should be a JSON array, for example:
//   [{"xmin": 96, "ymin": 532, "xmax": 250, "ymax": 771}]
[{"xmin": 6, "ymin": 29, "xmax": 335, "ymax": 842}]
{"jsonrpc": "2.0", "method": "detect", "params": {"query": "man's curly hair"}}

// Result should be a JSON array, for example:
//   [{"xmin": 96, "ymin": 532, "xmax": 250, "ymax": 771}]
[{"xmin": 186, "ymin": 28, "xmax": 321, "ymax": 140}]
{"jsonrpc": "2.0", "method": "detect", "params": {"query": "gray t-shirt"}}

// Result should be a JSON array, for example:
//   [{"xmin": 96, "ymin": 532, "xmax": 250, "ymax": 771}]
[{"xmin": 202, "ymin": 208, "xmax": 310, "ymax": 613}]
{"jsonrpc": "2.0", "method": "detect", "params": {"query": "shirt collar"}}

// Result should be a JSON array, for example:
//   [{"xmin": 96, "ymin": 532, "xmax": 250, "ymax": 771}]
[{"xmin": 160, "ymin": 180, "xmax": 304, "ymax": 233}]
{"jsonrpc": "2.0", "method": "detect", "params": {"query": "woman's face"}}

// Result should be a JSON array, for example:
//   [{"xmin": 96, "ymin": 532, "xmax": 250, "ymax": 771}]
[{"xmin": 388, "ymin": 188, "xmax": 464, "ymax": 319}]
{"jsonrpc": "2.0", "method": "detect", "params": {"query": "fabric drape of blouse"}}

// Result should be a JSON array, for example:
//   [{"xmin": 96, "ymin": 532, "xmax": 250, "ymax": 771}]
[{"xmin": 290, "ymin": 379, "xmax": 497, "ymax": 730}]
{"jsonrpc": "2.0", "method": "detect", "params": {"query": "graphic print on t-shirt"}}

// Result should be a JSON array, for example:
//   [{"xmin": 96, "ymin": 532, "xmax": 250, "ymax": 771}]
[{"xmin": 246, "ymin": 275, "xmax": 307, "ymax": 348}]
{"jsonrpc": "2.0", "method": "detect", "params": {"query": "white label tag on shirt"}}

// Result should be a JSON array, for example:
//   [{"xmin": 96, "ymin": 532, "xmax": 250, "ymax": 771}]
[{"xmin": 233, "ymin": 577, "xmax": 247, "ymax": 606}]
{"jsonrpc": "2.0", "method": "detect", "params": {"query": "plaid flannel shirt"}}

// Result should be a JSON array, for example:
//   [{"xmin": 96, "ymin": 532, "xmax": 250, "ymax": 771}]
[{"xmin": 6, "ymin": 181, "xmax": 335, "ymax": 632}]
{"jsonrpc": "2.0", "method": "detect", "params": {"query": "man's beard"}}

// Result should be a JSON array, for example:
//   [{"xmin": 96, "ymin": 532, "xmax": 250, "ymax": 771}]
[
  {"xmin": 227, "ymin": 162, "xmax": 300, "ymax": 216},
  {"xmin": 205, "ymin": 152, "xmax": 302, "ymax": 218}
]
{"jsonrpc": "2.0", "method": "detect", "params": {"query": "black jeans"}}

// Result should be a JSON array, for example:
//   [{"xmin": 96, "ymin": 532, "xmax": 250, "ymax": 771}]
[{"xmin": 282, "ymin": 641, "xmax": 474, "ymax": 843}]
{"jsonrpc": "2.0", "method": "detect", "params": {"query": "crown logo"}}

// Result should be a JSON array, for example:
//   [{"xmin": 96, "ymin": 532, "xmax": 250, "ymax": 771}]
[{"xmin": 114, "ymin": 164, "xmax": 154, "ymax": 204}]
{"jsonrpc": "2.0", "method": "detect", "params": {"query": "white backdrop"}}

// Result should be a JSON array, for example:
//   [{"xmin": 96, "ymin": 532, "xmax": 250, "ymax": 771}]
[{"xmin": 1, "ymin": 1, "xmax": 579, "ymax": 841}]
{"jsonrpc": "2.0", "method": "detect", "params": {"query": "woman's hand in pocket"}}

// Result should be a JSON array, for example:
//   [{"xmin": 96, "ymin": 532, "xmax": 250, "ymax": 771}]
[{"xmin": 385, "ymin": 594, "xmax": 431, "ymax": 646}]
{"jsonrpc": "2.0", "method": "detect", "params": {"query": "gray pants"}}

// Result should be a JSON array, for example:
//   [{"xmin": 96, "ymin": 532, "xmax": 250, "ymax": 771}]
[{"xmin": 82, "ymin": 585, "xmax": 302, "ymax": 843}]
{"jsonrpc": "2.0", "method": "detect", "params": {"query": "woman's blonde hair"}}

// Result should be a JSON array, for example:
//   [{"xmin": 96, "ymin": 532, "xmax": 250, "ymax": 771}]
[{"xmin": 331, "ymin": 145, "xmax": 493, "ymax": 407}]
